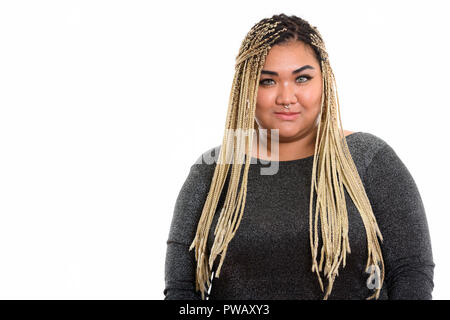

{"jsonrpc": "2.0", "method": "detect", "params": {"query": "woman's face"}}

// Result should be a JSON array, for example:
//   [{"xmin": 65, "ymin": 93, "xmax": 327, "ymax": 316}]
[{"xmin": 255, "ymin": 40, "xmax": 323, "ymax": 141}]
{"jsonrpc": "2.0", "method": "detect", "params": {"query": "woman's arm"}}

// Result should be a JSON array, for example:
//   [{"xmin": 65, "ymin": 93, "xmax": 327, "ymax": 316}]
[
  {"xmin": 164, "ymin": 240, "xmax": 202, "ymax": 300},
  {"xmin": 364, "ymin": 142, "xmax": 435, "ymax": 299},
  {"xmin": 164, "ymin": 163, "xmax": 214, "ymax": 300}
]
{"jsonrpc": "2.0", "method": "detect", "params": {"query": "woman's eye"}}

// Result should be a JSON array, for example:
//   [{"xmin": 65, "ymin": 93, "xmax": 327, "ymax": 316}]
[
  {"xmin": 296, "ymin": 75, "xmax": 311, "ymax": 83},
  {"xmin": 259, "ymin": 79, "xmax": 274, "ymax": 85}
]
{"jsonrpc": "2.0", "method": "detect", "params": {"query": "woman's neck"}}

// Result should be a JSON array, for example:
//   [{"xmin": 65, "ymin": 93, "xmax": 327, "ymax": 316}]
[{"xmin": 249, "ymin": 127, "xmax": 318, "ymax": 161}]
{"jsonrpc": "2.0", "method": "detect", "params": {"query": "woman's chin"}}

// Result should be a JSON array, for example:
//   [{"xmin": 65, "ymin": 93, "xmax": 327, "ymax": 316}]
[
  {"xmin": 275, "ymin": 127, "xmax": 303, "ymax": 139},
  {"xmin": 255, "ymin": 123, "xmax": 304, "ymax": 140}
]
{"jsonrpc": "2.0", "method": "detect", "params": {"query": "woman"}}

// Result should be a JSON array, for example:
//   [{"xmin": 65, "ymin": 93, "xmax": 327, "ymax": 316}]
[{"xmin": 164, "ymin": 14, "xmax": 434, "ymax": 300}]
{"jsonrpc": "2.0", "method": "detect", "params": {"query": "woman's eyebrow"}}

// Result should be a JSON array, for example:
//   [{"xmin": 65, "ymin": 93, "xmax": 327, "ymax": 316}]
[{"xmin": 261, "ymin": 65, "xmax": 314, "ymax": 76}]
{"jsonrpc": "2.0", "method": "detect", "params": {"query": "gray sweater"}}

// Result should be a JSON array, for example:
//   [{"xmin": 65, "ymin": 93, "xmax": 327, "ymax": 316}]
[{"xmin": 164, "ymin": 132, "xmax": 434, "ymax": 300}]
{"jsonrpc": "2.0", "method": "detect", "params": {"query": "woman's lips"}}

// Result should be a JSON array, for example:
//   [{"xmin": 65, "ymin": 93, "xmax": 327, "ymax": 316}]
[{"xmin": 274, "ymin": 112, "xmax": 300, "ymax": 120}]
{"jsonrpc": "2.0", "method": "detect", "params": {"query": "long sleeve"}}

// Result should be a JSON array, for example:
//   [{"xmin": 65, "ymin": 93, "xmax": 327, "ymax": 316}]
[
  {"xmin": 164, "ymin": 163, "xmax": 214, "ymax": 300},
  {"xmin": 364, "ymin": 142, "xmax": 435, "ymax": 299}
]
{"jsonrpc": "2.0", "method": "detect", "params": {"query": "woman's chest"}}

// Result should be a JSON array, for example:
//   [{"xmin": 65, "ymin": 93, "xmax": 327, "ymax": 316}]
[{"xmin": 206, "ymin": 174, "xmax": 369, "ymax": 275}]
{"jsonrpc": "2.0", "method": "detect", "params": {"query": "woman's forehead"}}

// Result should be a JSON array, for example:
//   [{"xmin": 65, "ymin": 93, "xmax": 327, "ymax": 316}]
[{"xmin": 264, "ymin": 44, "xmax": 319, "ymax": 71}]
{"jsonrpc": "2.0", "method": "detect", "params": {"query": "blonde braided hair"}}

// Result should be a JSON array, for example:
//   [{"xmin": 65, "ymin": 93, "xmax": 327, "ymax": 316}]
[{"xmin": 189, "ymin": 14, "xmax": 385, "ymax": 300}]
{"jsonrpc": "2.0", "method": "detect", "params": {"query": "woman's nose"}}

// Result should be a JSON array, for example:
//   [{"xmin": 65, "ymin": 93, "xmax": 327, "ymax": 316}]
[{"xmin": 276, "ymin": 82, "xmax": 297, "ymax": 105}]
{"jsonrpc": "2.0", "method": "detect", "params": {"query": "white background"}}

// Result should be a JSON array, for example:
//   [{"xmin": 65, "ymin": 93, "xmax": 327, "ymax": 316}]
[{"xmin": 0, "ymin": 0, "xmax": 448, "ymax": 299}]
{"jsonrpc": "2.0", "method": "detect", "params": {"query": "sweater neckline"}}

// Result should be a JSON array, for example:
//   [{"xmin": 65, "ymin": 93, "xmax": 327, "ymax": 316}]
[{"xmin": 250, "ymin": 131, "xmax": 362, "ymax": 165}]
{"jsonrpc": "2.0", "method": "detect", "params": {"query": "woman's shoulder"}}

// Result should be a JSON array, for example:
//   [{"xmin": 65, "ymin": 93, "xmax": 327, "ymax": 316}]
[
  {"xmin": 176, "ymin": 147, "xmax": 220, "ymax": 202},
  {"xmin": 347, "ymin": 131, "xmax": 389, "ymax": 151},
  {"xmin": 345, "ymin": 131, "xmax": 395, "ymax": 171},
  {"xmin": 193, "ymin": 145, "xmax": 222, "ymax": 166}
]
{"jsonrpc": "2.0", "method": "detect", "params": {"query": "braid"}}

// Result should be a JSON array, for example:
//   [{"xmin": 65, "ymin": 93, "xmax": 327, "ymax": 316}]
[{"xmin": 189, "ymin": 13, "xmax": 385, "ymax": 300}]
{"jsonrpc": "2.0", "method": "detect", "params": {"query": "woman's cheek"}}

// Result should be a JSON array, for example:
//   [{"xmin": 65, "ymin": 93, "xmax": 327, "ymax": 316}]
[
  {"xmin": 254, "ymin": 108, "xmax": 269, "ymax": 129},
  {"xmin": 256, "ymin": 91, "xmax": 266, "ymax": 108}
]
